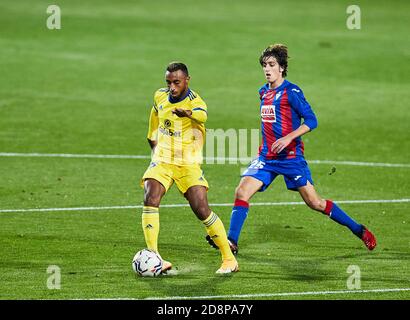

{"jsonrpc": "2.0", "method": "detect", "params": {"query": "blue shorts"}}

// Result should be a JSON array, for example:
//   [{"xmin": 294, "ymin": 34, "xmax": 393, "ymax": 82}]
[{"xmin": 241, "ymin": 157, "xmax": 314, "ymax": 192}]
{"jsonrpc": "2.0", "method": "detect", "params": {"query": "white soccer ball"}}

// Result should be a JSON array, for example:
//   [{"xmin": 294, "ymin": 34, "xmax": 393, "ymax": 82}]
[{"xmin": 132, "ymin": 249, "xmax": 163, "ymax": 277}]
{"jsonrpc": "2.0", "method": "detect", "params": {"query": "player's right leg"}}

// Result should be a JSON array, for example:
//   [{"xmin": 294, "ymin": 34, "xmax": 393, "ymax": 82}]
[
  {"xmin": 227, "ymin": 176, "xmax": 263, "ymax": 252},
  {"xmin": 225, "ymin": 159, "xmax": 275, "ymax": 253},
  {"xmin": 140, "ymin": 162, "xmax": 174, "ymax": 272},
  {"xmin": 142, "ymin": 179, "xmax": 173, "ymax": 272},
  {"xmin": 142, "ymin": 178, "xmax": 165, "ymax": 253},
  {"xmin": 205, "ymin": 176, "xmax": 266, "ymax": 255}
]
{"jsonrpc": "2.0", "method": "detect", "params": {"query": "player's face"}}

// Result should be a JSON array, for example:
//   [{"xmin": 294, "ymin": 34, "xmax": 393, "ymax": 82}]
[
  {"xmin": 262, "ymin": 56, "xmax": 283, "ymax": 84},
  {"xmin": 165, "ymin": 70, "xmax": 190, "ymax": 99}
]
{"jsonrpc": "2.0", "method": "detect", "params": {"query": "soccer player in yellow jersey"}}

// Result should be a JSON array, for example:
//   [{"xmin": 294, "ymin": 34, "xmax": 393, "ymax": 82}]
[{"xmin": 140, "ymin": 62, "xmax": 238, "ymax": 274}]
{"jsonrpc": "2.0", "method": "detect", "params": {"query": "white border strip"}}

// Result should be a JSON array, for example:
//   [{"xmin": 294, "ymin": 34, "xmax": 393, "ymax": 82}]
[
  {"xmin": 145, "ymin": 287, "xmax": 410, "ymax": 300},
  {"xmin": 1, "ymin": 152, "xmax": 409, "ymax": 168},
  {"xmin": 88, "ymin": 288, "xmax": 410, "ymax": 300},
  {"xmin": 1, "ymin": 199, "xmax": 409, "ymax": 213}
]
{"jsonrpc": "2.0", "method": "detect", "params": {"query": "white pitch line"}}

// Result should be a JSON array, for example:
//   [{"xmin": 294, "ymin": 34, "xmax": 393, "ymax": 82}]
[
  {"xmin": 145, "ymin": 287, "xmax": 410, "ymax": 300},
  {"xmin": 0, "ymin": 152, "xmax": 150, "ymax": 159},
  {"xmin": 0, "ymin": 199, "xmax": 409, "ymax": 214},
  {"xmin": 94, "ymin": 287, "xmax": 410, "ymax": 300},
  {"xmin": 1, "ymin": 152, "xmax": 410, "ymax": 168},
  {"xmin": 309, "ymin": 159, "xmax": 410, "ymax": 168}
]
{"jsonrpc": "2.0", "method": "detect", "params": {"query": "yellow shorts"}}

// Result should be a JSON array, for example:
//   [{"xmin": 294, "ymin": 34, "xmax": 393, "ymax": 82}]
[{"xmin": 141, "ymin": 162, "xmax": 209, "ymax": 194}]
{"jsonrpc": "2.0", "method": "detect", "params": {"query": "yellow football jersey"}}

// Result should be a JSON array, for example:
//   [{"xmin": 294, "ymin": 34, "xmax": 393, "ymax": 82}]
[{"xmin": 147, "ymin": 88, "xmax": 208, "ymax": 165}]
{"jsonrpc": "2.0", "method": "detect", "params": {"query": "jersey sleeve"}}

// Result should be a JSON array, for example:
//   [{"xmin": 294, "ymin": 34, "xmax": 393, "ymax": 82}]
[
  {"xmin": 146, "ymin": 96, "xmax": 159, "ymax": 141},
  {"xmin": 287, "ymin": 86, "xmax": 318, "ymax": 131},
  {"xmin": 190, "ymin": 93, "xmax": 208, "ymax": 124}
]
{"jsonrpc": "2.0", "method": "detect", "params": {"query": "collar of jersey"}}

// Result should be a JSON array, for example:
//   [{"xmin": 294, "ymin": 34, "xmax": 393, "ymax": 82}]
[
  {"xmin": 264, "ymin": 79, "xmax": 288, "ymax": 91},
  {"xmin": 168, "ymin": 88, "xmax": 191, "ymax": 104}
]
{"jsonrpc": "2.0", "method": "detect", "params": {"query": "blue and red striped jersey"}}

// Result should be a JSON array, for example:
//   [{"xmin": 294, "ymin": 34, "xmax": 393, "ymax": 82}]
[{"xmin": 258, "ymin": 79, "xmax": 318, "ymax": 160}]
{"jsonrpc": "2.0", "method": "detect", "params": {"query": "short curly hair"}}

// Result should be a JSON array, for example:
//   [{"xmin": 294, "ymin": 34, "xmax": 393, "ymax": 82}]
[
  {"xmin": 259, "ymin": 44, "xmax": 289, "ymax": 77},
  {"xmin": 166, "ymin": 62, "xmax": 189, "ymax": 76}
]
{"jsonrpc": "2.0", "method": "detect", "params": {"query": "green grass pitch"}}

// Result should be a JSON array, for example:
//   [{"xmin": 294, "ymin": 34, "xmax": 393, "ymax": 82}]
[{"xmin": 0, "ymin": 0, "xmax": 409, "ymax": 300}]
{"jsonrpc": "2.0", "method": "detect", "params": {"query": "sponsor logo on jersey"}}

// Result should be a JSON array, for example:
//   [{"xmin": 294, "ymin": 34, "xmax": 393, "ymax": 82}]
[
  {"xmin": 261, "ymin": 105, "xmax": 276, "ymax": 123},
  {"xmin": 159, "ymin": 125, "xmax": 182, "ymax": 137},
  {"xmin": 291, "ymin": 88, "xmax": 301, "ymax": 93}
]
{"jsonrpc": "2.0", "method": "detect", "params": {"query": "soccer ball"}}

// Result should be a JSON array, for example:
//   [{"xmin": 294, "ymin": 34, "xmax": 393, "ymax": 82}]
[{"xmin": 132, "ymin": 249, "xmax": 163, "ymax": 277}]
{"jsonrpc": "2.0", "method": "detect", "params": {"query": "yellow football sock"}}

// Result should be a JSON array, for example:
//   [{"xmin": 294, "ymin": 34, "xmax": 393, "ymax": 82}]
[
  {"xmin": 202, "ymin": 211, "xmax": 235, "ymax": 261},
  {"xmin": 142, "ymin": 206, "xmax": 159, "ymax": 252}
]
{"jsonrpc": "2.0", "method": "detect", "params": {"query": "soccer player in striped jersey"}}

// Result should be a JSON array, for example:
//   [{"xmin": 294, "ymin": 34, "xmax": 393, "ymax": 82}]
[
  {"xmin": 141, "ymin": 62, "xmax": 238, "ymax": 274},
  {"xmin": 207, "ymin": 44, "xmax": 376, "ymax": 255}
]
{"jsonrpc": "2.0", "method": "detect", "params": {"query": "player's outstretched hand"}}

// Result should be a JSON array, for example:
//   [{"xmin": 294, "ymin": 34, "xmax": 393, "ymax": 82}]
[{"xmin": 172, "ymin": 108, "xmax": 192, "ymax": 118}]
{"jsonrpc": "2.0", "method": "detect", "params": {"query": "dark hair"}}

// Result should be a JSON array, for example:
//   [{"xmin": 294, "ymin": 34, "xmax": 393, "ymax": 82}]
[
  {"xmin": 166, "ymin": 62, "xmax": 189, "ymax": 76},
  {"xmin": 259, "ymin": 44, "xmax": 289, "ymax": 77}
]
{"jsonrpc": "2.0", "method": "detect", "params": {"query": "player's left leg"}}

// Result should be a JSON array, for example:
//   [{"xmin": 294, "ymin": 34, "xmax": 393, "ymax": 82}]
[
  {"xmin": 297, "ymin": 182, "xmax": 376, "ymax": 250},
  {"xmin": 184, "ymin": 185, "xmax": 238, "ymax": 274}
]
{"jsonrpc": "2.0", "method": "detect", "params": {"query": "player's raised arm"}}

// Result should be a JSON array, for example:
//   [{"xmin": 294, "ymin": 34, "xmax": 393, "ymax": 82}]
[
  {"xmin": 147, "ymin": 103, "xmax": 159, "ymax": 151},
  {"xmin": 172, "ymin": 106, "xmax": 207, "ymax": 123},
  {"xmin": 172, "ymin": 93, "xmax": 208, "ymax": 123},
  {"xmin": 190, "ymin": 93, "xmax": 208, "ymax": 123},
  {"xmin": 190, "ymin": 106, "xmax": 207, "ymax": 123}
]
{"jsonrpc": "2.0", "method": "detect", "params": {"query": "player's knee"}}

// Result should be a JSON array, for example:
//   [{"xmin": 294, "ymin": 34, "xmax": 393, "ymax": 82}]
[
  {"xmin": 234, "ymin": 185, "xmax": 250, "ymax": 201},
  {"xmin": 188, "ymin": 198, "xmax": 209, "ymax": 220},
  {"xmin": 144, "ymin": 193, "xmax": 161, "ymax": 207},
  {"xmin": 197, "ymin": 207, "xmax": 211, "ymax": 220},
  {"xmin": 306, "ymin": 198, "xmax": 325, "ymax": 211},
  {"xmin": 190, "ymin": 201, "xmax": 210, "ymax": 220}
]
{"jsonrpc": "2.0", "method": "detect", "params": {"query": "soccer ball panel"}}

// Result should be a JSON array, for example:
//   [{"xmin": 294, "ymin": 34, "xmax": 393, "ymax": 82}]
[{"xmin": 132, "ymin": 249, "xmax": 163, "ymax": 277}]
